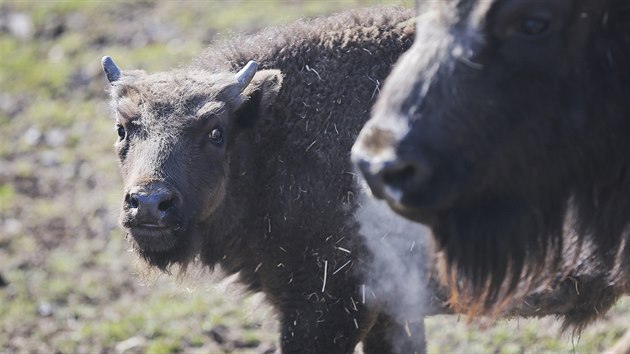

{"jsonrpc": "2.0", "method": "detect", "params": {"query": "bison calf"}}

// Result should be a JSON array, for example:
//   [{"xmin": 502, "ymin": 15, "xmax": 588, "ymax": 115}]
[{"xmin": 102, "ymin": 7, "xmax": 435, "ymax": 354}]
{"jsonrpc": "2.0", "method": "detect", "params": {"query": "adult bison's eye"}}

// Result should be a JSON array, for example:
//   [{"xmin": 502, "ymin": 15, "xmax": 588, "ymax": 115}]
[
  {"xmin": 116, "ymin": 124, "xmax": 126, "ymax": 139},
  {"xmin": 516, "ymin": 17, "xmax": 550, "ymax": 37},
  {"xmin": 209, "ymin": 127, "xmax": 223, "ymax": 146}
]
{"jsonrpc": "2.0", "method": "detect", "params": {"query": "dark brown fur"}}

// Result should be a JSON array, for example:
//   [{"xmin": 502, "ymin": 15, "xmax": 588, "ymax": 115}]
[
  {"xmin": 352, "ymin": 0, "xmax": 630, "ymax": 329},
  {"xmin": 105, "ymin": 7, "xmax": 434, "ymax": 354}
]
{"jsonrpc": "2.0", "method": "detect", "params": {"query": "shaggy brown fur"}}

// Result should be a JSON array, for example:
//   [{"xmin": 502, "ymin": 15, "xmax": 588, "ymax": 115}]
[
  {"xmin": 352, "ymin": 0, "xmax": 630, "ymax": 329},
  {"xmin": 104, "ymin": 7, "xmax": 433, "ymax": 354}
]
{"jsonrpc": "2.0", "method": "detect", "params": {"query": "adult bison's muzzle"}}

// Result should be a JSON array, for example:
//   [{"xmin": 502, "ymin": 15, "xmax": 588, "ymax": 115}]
[{"xmin": 352, "ymin": 123, "xmax": 459, "ymax": 223}]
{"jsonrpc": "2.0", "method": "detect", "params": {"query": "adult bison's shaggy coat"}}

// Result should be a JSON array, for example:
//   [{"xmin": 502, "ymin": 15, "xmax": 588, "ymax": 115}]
[
  {"xmin": 102, "ymin": 7, "xmax": 435, "ymax": 354},
  {"xmin": 353, "ymin": 0, "xmax": 630, "ymax": 327}
]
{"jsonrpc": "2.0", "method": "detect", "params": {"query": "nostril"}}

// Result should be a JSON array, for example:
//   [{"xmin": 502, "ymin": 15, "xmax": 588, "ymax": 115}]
[
  {"xmin": 125, "ymin": 193, "xmax": 139, "ymax": 209},
  {"xmin": 158, "ymin": 197, "xmax": 174, "ymax": 212},
  {"xmin": 380, "ymin": 158, "xmax": 432, "ymax": 192},
  {"xmin": 383, "ymin": 165, "xmax": 416, "ymax": 186}
]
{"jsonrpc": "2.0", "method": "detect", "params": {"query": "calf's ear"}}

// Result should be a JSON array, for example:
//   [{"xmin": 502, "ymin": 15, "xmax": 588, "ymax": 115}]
[
  {"xmin": 102, "ymin": 56, "xmax": 121, "ymax": 83},
  {"xmin": 235, "ymin": 69, "xmax": 283, "ymax": 128}
]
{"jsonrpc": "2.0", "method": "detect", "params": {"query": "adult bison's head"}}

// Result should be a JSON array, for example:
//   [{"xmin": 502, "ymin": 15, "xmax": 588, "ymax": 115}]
[
  {"xmin": 352, "ymin": 0, "xmax": 630, "ymax": 306},
  {"xmin": 102, "ymin": 57, "xmax": 282, "ymax": 271}
]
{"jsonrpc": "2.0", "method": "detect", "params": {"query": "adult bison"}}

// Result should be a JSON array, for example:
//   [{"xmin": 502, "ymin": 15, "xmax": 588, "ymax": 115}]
[
  {"xmin": 353, "ymin": 0, "xmax": 630, "ymax": 324},
  {"xmin": 101, "ymin": 7, "xmax": 435, "ymax": 354}
]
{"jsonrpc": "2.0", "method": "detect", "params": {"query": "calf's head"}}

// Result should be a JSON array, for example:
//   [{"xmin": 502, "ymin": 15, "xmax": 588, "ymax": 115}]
[
  {"xmin": 102, "ymin": 57, "xmax": 282, "ymax": 270},
  {"xmin": 353, "ymin": 0, "xmax": 630, "ymax": 304}
]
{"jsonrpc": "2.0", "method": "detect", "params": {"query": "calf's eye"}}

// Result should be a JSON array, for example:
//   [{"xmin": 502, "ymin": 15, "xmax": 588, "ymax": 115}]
[
  {"xmin": 516, "ymin": 17, "xmax": 550, "ymax": 36},
  {"xmin": 209, "ymin": 127, "xmax": 223, "ymax": 145},
  {"xmin": 116, "ymin": 124, "xmax": 126, "ymax": 139}
]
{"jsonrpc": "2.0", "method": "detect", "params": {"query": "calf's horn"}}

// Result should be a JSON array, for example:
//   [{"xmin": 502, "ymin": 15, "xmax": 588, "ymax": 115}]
[
  {"xmin": 101, "ymin": 56, "xmax": 121, "ymax": 83},
  {"xmin": 235, "ymin": 60, "xmax": 259, "ymax": 92}
]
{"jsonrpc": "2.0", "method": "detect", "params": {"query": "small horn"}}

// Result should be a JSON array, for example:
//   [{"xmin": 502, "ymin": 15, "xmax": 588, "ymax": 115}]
[
  {"xmin": 235, "ymin": 60, "xmax": 258, "ymax": 92},
  {"xmin": 102, "ymin": 55, "xmax": 121, "ymax": 83}
]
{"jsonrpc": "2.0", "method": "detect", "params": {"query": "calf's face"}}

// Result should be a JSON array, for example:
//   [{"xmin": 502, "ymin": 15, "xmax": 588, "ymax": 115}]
[
  {"xmin": 102, "ymin": 58, "xmax": 282, "ymax": 269},
  {"xmin": 353, "ymin": 0, "xmax": 630, "ymax": 295}
]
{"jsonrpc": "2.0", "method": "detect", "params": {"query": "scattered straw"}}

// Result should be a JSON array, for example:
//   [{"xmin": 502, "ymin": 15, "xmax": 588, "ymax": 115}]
[
  {"xmin": 333, "ymin": 260, "xmax": 352, "ymax": 275},
  {"xmin": 336, "ymin": 246, "xmax": 351, "ymax": 254},
  {"xmin": 306, "ymin": 139, "xmax": 317, "ymax": 151},
  {"xmin": 305, "ymin": 64, "xmax": 322, "ymax": 80},
  {"xmin": 321, "ymin": 260, "xmax": 328, "ymax": 293},
  {"xmin": 367, "ymin": 74, "xmax": 380, "ymax": 99}
]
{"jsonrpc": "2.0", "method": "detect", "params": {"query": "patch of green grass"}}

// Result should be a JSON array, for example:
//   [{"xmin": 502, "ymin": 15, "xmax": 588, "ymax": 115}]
[
  {"xmin": 24, "ymin": 98, "xmax": 80, "ymax": 129},
  {"xmin": 0, "ymin": 183, "xmax": 16, "ymax": 211},
  {"xmin": 31, "ymin": 198, "xmax": 65, "ymax": 220},
  {"xmin": 103, "ymin": 321, "xmax": 137, "ymax": 342},
  {"xmin": 126, "ymin": 43, "xmax": 202, "ymax": 71},
  {"xmin": 0, "ymin": 38, "xmax": 72, "ymax": 97},
  {"xmin": 5, "ymin": 231, "xmax": 37, "ymax": 255},
  {"xmin": 146, "ymin": 337, "xmax": 182, "ymax": 354},
  {"xmin": 7, "ymin": 0, "xmax": 104, "ymax": 26}
]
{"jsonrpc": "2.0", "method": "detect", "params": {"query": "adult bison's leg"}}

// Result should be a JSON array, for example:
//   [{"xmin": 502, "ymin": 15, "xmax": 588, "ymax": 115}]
[{"xmin": 362, "ymin": 313, "xmax": 426, "ymax": 354}]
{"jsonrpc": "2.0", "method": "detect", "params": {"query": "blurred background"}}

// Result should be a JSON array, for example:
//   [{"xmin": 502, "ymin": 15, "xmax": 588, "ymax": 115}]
[{"xmin": 0, "ymin": 1, "xmax": 627, "ymax": 353}]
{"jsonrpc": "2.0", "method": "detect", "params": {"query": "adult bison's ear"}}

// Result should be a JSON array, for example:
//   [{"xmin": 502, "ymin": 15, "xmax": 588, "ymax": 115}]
[{"xmin": 234, "ymin": 69, "xmax": 283, "ymax": 128}]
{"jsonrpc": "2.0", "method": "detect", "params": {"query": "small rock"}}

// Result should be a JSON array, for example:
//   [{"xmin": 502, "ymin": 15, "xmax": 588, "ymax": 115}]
[
  {"xmin": 115, "ymin": 335, "xmax": 146, "ymax": 353},
  {"xmin": 3, "ymin": 218, "xmax": 23, "ymax": 235},
  {"xmin": 45, "ymin": 128, "xmax": 66, "ymax": 147},
  {"xmin": 7, "ymin": 12, "xmax": 34, "ymax": 40},
  {"xmin": 37, "ymin": 302, "xmax": 53, "ymax": 317},
  {"xmin": 23, "ymin": 127, "xmax": 41, "ymax": 146},
  {"xmin": 40, "ymin": 150, "xmax": 60, "ymax": 166}
]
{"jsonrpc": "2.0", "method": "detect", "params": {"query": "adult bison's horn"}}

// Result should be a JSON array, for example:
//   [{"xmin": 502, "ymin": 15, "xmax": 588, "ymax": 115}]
[
  {"xmin": 101, "ymin": 56, "xmax": 121, "ymax": 83},
  {"xmin": 235, "ymin": 60, "xmax": 259, "ymax": 92}
]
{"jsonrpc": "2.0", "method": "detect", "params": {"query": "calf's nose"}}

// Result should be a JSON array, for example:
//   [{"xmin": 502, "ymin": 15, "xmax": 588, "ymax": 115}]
[{"xmin": 124, "ymin": 182, "xmax": 180, "ymax": 226}]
